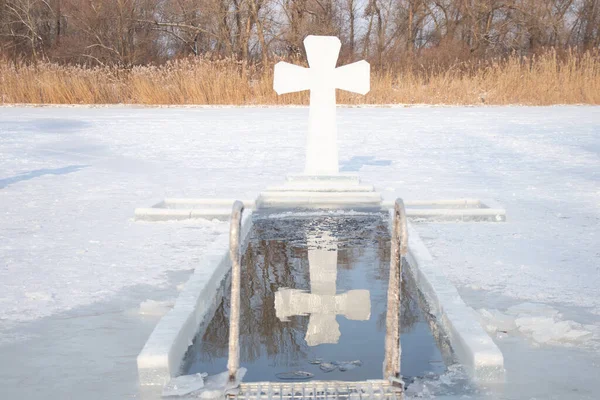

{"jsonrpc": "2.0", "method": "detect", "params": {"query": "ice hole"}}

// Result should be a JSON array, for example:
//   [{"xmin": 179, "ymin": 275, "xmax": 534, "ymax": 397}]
[{"xmin": 182, "ymin": 212, "xmax": 453, "ymax": 383}]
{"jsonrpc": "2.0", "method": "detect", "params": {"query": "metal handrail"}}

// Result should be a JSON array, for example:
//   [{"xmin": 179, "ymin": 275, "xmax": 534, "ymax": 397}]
[
  {"xmin": 227, "ymin": 200, "xmax": 245, "ymax": 382},
  {"xmin": 383, "ymin": 198, "xmax": 408, "ymax": 382}
]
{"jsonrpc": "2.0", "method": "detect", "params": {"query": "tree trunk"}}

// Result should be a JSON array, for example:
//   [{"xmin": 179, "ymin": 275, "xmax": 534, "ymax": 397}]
[
  {"xmin": 582, "ymin": 0, "xmax": 597, "ymax": 52},
  {"xmin": 348, "ymin": 0, "xmax": 355, "ymax": 58},
  {"xmin": 363, "ymin": 13, "xmax": 374, "ymax": 59},
  {"xmin": 232, "ymin": 0, "xmax": 243, "ymax": 59},
  {"xmin": 55, "ymin": 0, "xmax": 61, "ymax": 46},
  {"xmin": 376, "ymin": 3, "xmax": 383, "ymax": 67},
  {"xmin": 250, "ymin": 0, "xmax": 268, "ymax": 65},
  {"xmin": 407, "ymin": 0, "xmax": 414, "ymax": 53}
]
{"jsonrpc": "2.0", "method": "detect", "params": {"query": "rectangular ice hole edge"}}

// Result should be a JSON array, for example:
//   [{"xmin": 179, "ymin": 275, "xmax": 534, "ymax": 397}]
[
  {"xmin": 182, "ymin": 212, "xmax": 448, "ymax": 383},
  {"xmin": 136, "ymin": 208, "xmax": 504, "ymax": 390}
]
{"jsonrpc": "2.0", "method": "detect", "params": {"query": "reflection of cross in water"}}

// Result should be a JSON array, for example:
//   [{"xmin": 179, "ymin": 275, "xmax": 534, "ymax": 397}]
[{"xmin": 274, "ymin": 232, "xmax": 371, "ymax": 346}]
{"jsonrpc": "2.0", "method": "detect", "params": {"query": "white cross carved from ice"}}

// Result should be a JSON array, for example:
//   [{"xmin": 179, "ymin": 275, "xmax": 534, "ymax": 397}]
[
  {"xmin": 273, "ymin": 36, "xmax": 370, "ymax": 175},
  {"xmin": 274, "ymin": 232, "xmax": 371, "ymax": 346}
]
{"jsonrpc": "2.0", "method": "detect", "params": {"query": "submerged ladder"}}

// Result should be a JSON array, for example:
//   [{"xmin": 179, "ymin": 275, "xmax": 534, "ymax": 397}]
[{"xmin": 225, "ymin": 199, "xmax": 408, "ymax": 399}]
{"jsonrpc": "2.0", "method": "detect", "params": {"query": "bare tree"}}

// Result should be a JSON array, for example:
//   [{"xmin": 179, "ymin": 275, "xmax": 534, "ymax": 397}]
[
  {"xmin": 1, "ymin": 0, "xmax": 598, "ymax": 66},
  {"xmin": 1, "ymin": 0, "xmax": 58, "ymax": 61}
]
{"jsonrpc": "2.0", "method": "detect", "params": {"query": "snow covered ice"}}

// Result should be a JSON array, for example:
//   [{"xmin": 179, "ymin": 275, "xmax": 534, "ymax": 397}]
[
  {"xmin": 478, "ymin": 302, "xmax": 598, "ymax": 346},
  {"xmin": 0, "ymin": 105, "xmax": 599, "ymax": 399},
  {"xmin": 162, "ymin": 372, "xmax": 207, "ymax": 397},
  {"xmin": 139, "ymin": 299, "xmax": 175, "ymax": 316}
]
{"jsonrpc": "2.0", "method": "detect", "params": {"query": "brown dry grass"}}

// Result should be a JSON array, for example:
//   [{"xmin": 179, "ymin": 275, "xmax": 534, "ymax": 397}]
[{"xmin": 1, "ymin": 50, "xmax": 599, "ymax": 105}]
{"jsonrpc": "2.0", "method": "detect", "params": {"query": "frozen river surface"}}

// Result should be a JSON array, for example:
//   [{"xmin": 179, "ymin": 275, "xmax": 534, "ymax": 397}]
[{"xmin": 0, "ymin": 106, "xmax": 599, "ymax": 399}]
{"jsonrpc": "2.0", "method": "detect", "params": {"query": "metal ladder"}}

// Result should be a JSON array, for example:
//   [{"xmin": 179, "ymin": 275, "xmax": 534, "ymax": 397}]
[{"xmin": 231, "ymin": 380, "xmax": 404, "ymax": 400}]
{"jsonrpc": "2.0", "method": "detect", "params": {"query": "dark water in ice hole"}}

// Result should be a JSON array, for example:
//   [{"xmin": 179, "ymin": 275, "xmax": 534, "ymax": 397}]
[{"xmin": 183, "ymin": 213, "xmax": 447, "ymax": 382}]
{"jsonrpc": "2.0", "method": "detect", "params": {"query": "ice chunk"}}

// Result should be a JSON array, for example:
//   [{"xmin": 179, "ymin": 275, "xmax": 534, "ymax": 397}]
[
  {"xmin": 516, "ymin": 317, "xmax": 593, "ymax": 344},
  {"xmin": 275, "ymin": 371, "xmax": 314, "ymax": 380},
  {"xmin": 506, "ymin": 303, "xmax": 593, "ymax": 345},
  {"xmin": 338, "ymin": 363, "xmax": 358, "ymax": 372},
  {"xmin": 162, "ymin": 373, "xmax": 207, "ymax": 397},
  {"xmin": 319, "ymin": 363, "xmax": 337, "ymax": 372},
  {"xmin": 404, "ymin": 377, "xmax": 432, "ymax": 398},
  {"xmin": 192, "ymin": 368, "xmax": 247, "ymax": 399},
  {"xmin": 335, "ymin": 360, "xmax": 362, "ymax": 371},
  {"xmin": 478, "ymin": 303, "xmax": 594, "ymax": 346},
  {"xmin": 477, "ymin": 309, "xmax": 517, "ymax": 333},
  {"xmin": 506, "ymin": 302, "xmax": 560, "ymax": 318},
  {"xmin": 139, "ymin": 299, "xmax": 174, "ymax": 316},
  {"xmin": 560, "ymin": 327, "xmax": 594, "ymax": 342}
]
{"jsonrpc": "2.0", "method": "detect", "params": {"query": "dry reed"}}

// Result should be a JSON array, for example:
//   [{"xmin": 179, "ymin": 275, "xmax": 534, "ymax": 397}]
[{"xmin": 1, "ymin": 50, "xmax": 599, "ymax": 105}]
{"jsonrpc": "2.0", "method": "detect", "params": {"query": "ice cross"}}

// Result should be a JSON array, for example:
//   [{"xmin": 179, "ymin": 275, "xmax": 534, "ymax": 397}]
[
  {"xmin": 274, "ymin": 232, "xmax": 371, "ymax": 346},
  {"xmin": 273, "ymin": 36, "xmax": 370, "ymax": 175}
]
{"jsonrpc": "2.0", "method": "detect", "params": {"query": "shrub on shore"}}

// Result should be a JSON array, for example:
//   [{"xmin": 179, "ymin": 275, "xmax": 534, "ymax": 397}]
[{"xmin": 1, "ymin": 50, "xmax": 598, "ymax": 105}]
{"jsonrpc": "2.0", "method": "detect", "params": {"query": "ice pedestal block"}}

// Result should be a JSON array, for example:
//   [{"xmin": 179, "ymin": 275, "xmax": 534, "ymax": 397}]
[
  {"xmin": 258, "ymin": 174, "xmax": 382, "ymax": 209},
  {"xmin": 267, "ymin": 184, "xmax": 375, "ymax": 192},
  {"xmin": 268, "ymin": 174, "xmax": 374, "ymax": 192},
  {"xmin": 257, "ymin": 191, "xmax": 382, "ymax": 207},
  {"xmin": 285, "ymin": 173, "xmax": 361, "ymax": 184},
  {"xmin": 134, "ymin": 198, "xmax": 257, "ymax": 222}
]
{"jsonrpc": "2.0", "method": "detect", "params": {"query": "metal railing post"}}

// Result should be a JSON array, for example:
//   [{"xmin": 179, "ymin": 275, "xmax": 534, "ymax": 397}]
[
  {"xmin": 384, "ymin": 198, "xmax": 408, "ymax": 382},
  {"xmin": 227, "ymin": 200, "xmax": 245, "ymax": 383}
]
